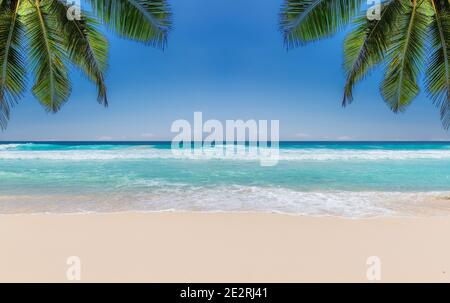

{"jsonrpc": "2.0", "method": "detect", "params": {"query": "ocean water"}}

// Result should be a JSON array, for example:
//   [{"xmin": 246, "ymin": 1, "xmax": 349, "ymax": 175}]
[{"xmin": 0, "ymin": 141, "xmax": 450, "ymax": 217}]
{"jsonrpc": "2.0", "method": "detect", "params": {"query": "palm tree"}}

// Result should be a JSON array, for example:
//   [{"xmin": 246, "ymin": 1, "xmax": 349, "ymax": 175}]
[
  {"xmin": 280, "ymin": 0, "xmax": 450, "ymax": 128},
  {"xmin": 0, "ymin": 0, "xmax": 171, "ymax": 129}
]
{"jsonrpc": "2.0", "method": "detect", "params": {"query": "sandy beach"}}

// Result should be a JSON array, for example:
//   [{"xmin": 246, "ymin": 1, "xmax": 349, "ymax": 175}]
[{"xmin": 0, "ymin": 212, "xmax": 449, "ymax": 282}]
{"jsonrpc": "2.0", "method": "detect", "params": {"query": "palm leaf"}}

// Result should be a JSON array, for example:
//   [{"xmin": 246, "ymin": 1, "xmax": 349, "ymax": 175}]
[
  {"xmin": 0, "ymin": 0, "xmax": 26, "ymax": 129},
  {"xmin": 87, "ymin": 0, "xmax": 171, "ymax": 48},
  {"xmin": 53, "ymin": 0, "xmax": 109, "ymax": 105},
  {"xmin": 343, "ymin": 0, "xmax": 404, "ymax": 105},
  {"xmin": 280, "ymin": 0, "xmax": 361, "ymax": 48},
  {"xmin": 24, "ymin": 0, "xmax": 71, "ymax": 112},
  {"xmin": 380, "ymin": 0, "xmax": 431, "ymax": 112},
  {"xmin": 426, "ymin": 0, "xmax": 450, "ymax": 128}
]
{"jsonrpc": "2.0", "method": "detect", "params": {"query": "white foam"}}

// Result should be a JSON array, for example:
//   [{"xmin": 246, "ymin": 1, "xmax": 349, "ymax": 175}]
[
  {"xmin": 0, "ymin": 144, "xmax": 22, "ymax": 151},
  {"xmin": 1, "ymin": 187, "xmax": 449, "ymax": 218},
  {"xmin": 148, "ymin": 187, "xmax": 450, "ymax": 218},
  {"xmin": 0, "ymin": 146, "xmax": 450, "ymax": 161}
]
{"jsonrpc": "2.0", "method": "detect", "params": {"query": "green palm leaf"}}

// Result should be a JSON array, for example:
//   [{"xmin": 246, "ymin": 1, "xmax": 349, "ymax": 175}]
[
  {"xmin": 281, "ymin": 0, "xmax": 450, "ymax": 128},
  {"xmin": 280, "ymin": 0, "xmax": 361, "ymax": 47},
  {"xmin": 0, "ymin": 0, "xmax": 172, "ymax": 130},
  {"xmin": 24, "ymin": 0, "xmax": 71, "ymax": 112},
  {"xmin": 87, "ymin": 0, "xmax": 171, "ymax": 48},
  {"xmin": 380, "ymin": 0, "xmax": 431, "ymax": 112},
  {"xmin": 426, "ymin": 0, "xmax": 450, "ymax": 128},
  {"xmin": 53, "ymin": 1, "xmax": 109, "ymax": 105},
  {"xmin": 0, "ymin": 0, "xmax": 26, "ymax": 129},
  {"xmin": 343, "ymin": 0, "xmax": 404, "ymax": 105}
]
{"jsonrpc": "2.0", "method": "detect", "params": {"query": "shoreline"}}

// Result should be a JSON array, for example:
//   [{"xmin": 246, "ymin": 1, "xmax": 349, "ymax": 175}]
[
  {"xmin": 1, "ymin": 212, "xmax": 450, "ymax": 282},
  {"xmin": 1, "ymin": 189, "xmax": 450, "ymax": 218},
  {"xmin": 3, "ymin": 209, "xmax": 450, "ymax": 220}
]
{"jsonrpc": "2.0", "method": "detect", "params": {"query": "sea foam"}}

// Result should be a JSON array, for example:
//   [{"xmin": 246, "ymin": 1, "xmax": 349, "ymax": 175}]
[
  {"xmin": 1, "ymin": 144, "xmax": 450, "ymax": 160},
  {"xmin": 0, "ymin": 187, "xmax": 449, "ymax": 218}
]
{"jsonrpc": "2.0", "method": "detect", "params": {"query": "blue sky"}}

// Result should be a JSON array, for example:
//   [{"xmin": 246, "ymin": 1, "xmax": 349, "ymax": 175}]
[{"xmin": 1, "ymin": 0, "xmax": 449, "ymax": 141}]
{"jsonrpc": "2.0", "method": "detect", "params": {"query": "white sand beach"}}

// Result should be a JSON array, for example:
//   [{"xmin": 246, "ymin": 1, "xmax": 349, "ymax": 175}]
[{"xmin": 1, "ymin": 212, "xmax": 450, "ymax": 282}]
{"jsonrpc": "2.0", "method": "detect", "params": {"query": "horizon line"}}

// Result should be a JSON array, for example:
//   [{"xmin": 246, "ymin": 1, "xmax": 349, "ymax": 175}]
[{"xmin": 1, "ymin": 140, "xmax": 450, "ymax": 143}]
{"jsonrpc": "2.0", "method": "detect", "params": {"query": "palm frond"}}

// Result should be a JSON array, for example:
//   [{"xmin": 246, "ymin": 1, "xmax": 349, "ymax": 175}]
[
  {"xmin": 426, "ymin": 0, "xmax": 450, "ymax": 128},
  {"xmin": 280, "ymin": 0, "xmax": 361, "ymax": 48},
  {"xmin": 53, "ymin": 0, "xmax": 109, "ymax": 105},
  {"xmin": 0, "ymin": 0, "xmax": 26, "ymax": 129},
  {"xmin": 24, "ymin": 0, "xmax": 71, "ymax": 112},
  {"xmin": 380, "ymin": 0, "xmax": 431, "ymax": 112},
  {"xmin": 342, "ymin": 0, "xmax": 404, "ymax": 105},
  {"xmin": 87, "ymin": 0, "xmax": 171, "ymax": 48}
]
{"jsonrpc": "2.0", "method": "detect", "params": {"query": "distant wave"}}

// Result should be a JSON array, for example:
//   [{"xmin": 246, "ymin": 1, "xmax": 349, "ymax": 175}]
[
  {"xmin": 1, "ymin": 144, "xmax": 450, "ymax": 160},
  {"xmin": 0, "ymin": 144, "xmax": 23, "ymax": 150}
]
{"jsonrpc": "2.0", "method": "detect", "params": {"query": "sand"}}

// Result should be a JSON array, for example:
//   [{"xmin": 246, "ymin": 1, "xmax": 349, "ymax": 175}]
[{"xmin": 0, "ymin": 212, "xmax": 449, "ymax": 282}]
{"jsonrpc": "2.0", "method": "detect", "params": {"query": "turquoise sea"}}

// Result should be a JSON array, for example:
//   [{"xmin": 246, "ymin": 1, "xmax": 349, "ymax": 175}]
[{"xmin": 0, "ymin": 141, "xmax": 450, "ymax": 217}]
